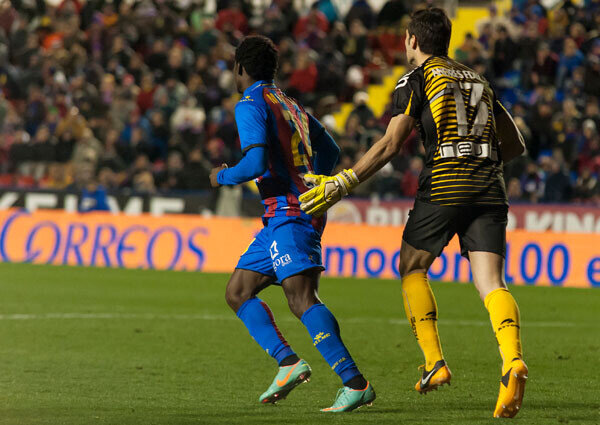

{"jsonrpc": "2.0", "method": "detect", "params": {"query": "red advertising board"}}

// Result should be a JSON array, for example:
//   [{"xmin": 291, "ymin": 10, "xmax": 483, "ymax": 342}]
[{"xmin": 327, "ymin": 199, "xmax": 600, "ymax": 233}]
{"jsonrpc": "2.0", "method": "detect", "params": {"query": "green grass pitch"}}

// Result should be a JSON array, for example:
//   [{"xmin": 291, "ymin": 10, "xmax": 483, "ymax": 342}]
[{"xmin": 0, "ymin": 263, "xmax": 598, "ymax": 424}]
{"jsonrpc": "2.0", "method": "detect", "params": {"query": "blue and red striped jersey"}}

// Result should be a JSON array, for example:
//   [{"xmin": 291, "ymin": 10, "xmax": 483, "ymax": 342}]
[{"xmin": 228, "ymin": 80, "xmax": 339, "ymax": 230}]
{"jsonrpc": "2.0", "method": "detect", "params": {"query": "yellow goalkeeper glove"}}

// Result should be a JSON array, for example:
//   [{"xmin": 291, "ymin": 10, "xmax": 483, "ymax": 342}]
[{"xmin": 299, "ymin": 169, "xmax": 360, "ymax": 217}]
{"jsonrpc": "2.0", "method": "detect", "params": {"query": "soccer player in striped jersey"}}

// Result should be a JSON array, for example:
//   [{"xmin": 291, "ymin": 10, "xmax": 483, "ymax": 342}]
[
  {"xmin": 209, "ymin": 35, "xmax": 374, "ymax": 412},
  {"xmin": 299, "ymin": 8, "xmax": 527, "ymax": 418}
]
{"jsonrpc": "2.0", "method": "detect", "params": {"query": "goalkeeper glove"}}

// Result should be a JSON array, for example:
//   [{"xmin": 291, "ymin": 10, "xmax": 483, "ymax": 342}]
[{"xmin": 299, "ymin": 169, "xmax": 360, "ymax": 217}]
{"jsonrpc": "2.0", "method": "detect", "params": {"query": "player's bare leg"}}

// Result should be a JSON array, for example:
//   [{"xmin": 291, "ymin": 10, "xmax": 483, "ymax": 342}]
[
  {"xmin": 399, "ymin": 241, "xmax": 452, "ymax": 394},
  {"xmin": 282, "ymin": 269, "xmax": 376, "ymax": 412},
  {"xmin": 225, "ymin": 269, "xmax": 311, "ymax": 404},
  {"xmin": 225, "ymin": 268, "xmax": 275, "ymax": 313},
  {"xmin": 470, "ymin": 251, "xmax": 527, "ymax": 418},
  {"xmin": 468, "ymin": 251, "xmax": 507, "ymax": 301},
  {"xmin": 280, "ymin": 268, "xmax": 322, "ymax": 320}
]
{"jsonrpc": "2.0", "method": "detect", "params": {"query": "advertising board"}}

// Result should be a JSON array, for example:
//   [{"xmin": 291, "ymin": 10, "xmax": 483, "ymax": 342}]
[{"xmin": 0, "ymin": 210, "xmax": 597, "ymax": 288}]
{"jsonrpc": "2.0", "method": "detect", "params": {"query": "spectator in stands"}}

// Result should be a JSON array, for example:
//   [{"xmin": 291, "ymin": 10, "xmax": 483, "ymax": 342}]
[
  {"xmin": 315, "ymin": 0, "xmax": 338, "ymax": 24},
  {"xmin": 557, "ymin": 38, "xmax": 585, "ymax": 88},
  {"xmin": 39, "ymin": 162, "xmax": 72, "ymax": 190},
  {"xmin": 348, "ymin": 91, "xmax": 375, "ymax": 128},
  {"xmin": 288, "ymin": 47, "xmax": 319, "ymax": 99},
  {"xmin": 180, "ymin": 147, "xmax": 213, "ymax": 191},
  {"xmin": 583, "ymin": 41, "xmax": 600, "ymax": 97},
  {"xmin": 294, "ymin": 4, "xmax": 329, "ymax": 43},
  {"xmin": 31, "ymin": 124, "xmax": 56, "ymax": 180},
  {"xmin": 377, "ymin": 0, "xmax": 408, "ymax": 26},
  {"xmin": 9, "ymin": 130, "xmax": 32, "ymax": 174},
  {"xmin": 79, "ymin": 181, "xmax": 110, "ymax": 213},
  {"xmin": 344, "ymin": 19, "xmax": 369, "ymax": 68},
  {"xmin": 133, "ymin": 171, "xmax": 156, "ymax": 194},
  {"xmin": 529, "ymin": 102, "xmax": 558, "ymax": 159},
  {"xmin": 491, "ymin": 26, "xmax": 517, "ymax": 77},
  {"xmin": 455, "ymin": 33, "xmax": 481, "ymax": 64},
  {"xmin": 506, "ymin": 177, "xmax": 522, "ymax": 201},
  {"xmin": 401, "ymin": 156, "xmax": 423, "ymax": 198},
  {"xmin": 345, "ymin": 0, "xmax": 375, "ymax": 29},
  {"xmin": 530, "ymin": 42, "xmax": 558, "ymax": 87},
  {"xmin": 574, "ymin": 167, "xmax": 598, "ymax": 201},
  {"xmin": 543, "ymin": 157, "xmax": 572, "ymax": 202},
  {"xmin": 216, "ymin": 1, "xmax": 248, "ymax": 35},
  {"xmin": 477, "ymin": 5, "xmax": 517, "ymax": 37},
  {"xmin": 521, "ymin": 162, "xmax": 544, "ymax": 203},
  {"xmin": 155, "ymin": 151, "xmax": 185, "ymax": 191}
]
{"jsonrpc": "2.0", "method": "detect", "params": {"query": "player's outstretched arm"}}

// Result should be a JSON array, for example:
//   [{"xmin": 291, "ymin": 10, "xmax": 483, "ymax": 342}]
[
  {"xmin": 299, "ymin": 114, "xmax": 415, "ymax": 216},
  {"xmin": 495, "ymin": 102, "xmax": 525, "ymax": 163},
  {"xmin": 210, "ymin": 99, "xmax": 269, "ymax": 188},
  {"xmin": 209, "ymin": 146, "xmax": 268, "ymax": 187}
]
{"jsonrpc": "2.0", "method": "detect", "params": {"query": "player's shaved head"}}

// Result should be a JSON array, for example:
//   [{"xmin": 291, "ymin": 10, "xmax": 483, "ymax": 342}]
[
  {"xmin": 407, "ymin": 8, "xmax": 452, "ymax": 57},
  {"xmin": 235, "ymin": 35, "xmax": 279, "ymax": 82}
]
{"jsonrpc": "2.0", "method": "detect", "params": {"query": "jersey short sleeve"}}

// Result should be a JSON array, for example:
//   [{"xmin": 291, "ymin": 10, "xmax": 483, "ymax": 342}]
[
  {"xmin": 235, "ymin": 100, "xmax": 268, "ymax": 155},
  {"xmin": 391, "ymin": 69, "xmax": 425, "ymax": 119}
]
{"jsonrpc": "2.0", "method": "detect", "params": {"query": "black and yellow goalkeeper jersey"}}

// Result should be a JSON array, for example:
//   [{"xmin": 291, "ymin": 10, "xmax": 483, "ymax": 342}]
[{"xmin": 392, "ymin": 55, "xmax": 508, "ymax": 206}]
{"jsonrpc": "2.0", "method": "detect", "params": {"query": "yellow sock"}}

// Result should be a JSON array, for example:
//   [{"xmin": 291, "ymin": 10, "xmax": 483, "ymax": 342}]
[
  {"xmin": 401, "ymin": 272, "xmax": 444, "ymax": 370},
  {"xmin": 484, "ymin": 288, "xmax": 523, "ymax": 374}
]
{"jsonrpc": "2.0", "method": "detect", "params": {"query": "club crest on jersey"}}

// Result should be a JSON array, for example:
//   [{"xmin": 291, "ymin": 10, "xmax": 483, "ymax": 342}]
[{"xmin": 270, "ymin": 241, "xmax": 279, "ymax": 260}]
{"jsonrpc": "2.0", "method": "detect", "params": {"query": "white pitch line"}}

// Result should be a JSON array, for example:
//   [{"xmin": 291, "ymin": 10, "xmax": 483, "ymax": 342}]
[{"xmin": 0, "ymin": 312, "xmax": 588, "ymax": 328}]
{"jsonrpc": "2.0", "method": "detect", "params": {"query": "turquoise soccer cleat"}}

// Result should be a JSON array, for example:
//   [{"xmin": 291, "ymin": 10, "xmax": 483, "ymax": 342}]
[
  {"xmin": 259, "ymin": 359, "xmax": 312, "ymax": 404},
  {"xmin": 320, "ymin": 382, "xmax": 376, "ymax": 412}
]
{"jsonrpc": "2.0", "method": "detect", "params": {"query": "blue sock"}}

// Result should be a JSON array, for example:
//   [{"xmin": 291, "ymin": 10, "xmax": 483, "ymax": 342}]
[
  {"xmin": 301, "ymin": 303, "xmax": 361, "ymax": 384},
  {"xmin": 236, "ymin": 298, "xmax": 296, "ymax": 365}
]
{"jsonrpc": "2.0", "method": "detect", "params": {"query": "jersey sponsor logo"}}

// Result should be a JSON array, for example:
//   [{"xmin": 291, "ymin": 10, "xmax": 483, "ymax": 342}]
[
  {"xmin": 270, "ymin": 241, "xmax": 292, "ymax": 270},
  {"xmin": 273, "ymin": 253, "xmax": 292, "ymax": 271},
  {"xmin": 239, "ymin": 95, "xmax": 254, "ymax": 102},
  {"xmin": 438, "ymin": 141, "xmax": 498, "ymax": 160}
]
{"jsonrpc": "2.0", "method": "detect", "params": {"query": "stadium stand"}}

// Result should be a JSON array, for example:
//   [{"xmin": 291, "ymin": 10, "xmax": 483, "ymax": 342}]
[{"xmin": 0, "ymin": 0, "xmax": 598, "ymax": 208}]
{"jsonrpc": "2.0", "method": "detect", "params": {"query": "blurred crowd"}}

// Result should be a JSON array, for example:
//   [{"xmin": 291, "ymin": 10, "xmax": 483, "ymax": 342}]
[
  {"xmin": 451, "ymin": 0, "xmax": 600, "ymax": 204},
  {"xmin": 0, "ymin": 0, "xmax": 408, "ymax": 200},
  {"xmin": 346, "ymin": 0, "xmax": 600, "ymax": 204},
  {"xmin": 0, "ymin": 0, "xmax": 599, "ymax": 207}
]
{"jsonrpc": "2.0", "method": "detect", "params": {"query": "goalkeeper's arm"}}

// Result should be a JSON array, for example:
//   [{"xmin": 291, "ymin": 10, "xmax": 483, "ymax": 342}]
[{"xmin": 299, "ymin": 114, "xmax": 415, "ymax": 216}]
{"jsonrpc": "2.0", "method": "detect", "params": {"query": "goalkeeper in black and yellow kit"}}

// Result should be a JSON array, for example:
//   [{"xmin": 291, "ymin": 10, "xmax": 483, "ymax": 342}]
[{"xmin": 299, "ymin": 8, "xmax": 528, "ymax": 419}]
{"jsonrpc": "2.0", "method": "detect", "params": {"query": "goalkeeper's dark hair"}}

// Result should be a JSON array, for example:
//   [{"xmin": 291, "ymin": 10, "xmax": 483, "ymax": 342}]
[
  {"xmin": 407, "ymin": 7, "xmax": 452, "ymax": 56},
  {"xmin": 235, "ymin": 35, "xmax": 279, "ymax": 81}
]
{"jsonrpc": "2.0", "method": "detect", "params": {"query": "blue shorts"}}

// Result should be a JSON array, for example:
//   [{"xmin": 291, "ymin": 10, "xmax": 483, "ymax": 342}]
[{"xmin": 236, "ymin": 216, "xmax": 325, "ymax": 282}]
